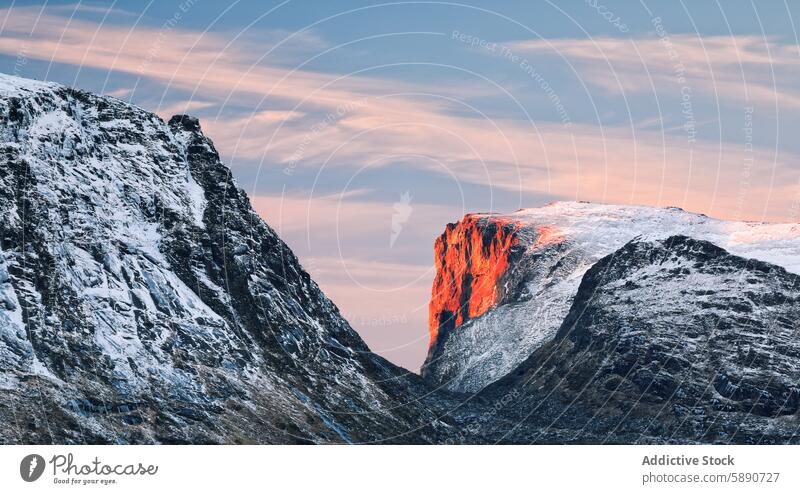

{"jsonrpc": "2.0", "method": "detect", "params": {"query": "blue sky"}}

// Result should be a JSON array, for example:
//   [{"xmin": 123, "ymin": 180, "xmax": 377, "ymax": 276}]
[{"xmin": 3, "ymin": 0, "xmax": 800, "ymax": 370}]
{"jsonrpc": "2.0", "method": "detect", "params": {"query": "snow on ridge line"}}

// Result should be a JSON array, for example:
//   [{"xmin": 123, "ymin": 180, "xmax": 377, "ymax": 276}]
[
  {"xmin": 466, "ymin": 200, "xmax": 800, "ymax": 274},
  {"xmin": 0, "ymin": 73, "xmax": 60, "ymax": 95},
  {"xmin": 0, "ymin": 72, "xmax": 165, "ymax": 124},
  {"xmin": 428, "ymin": 200, "xmax": 800, "ymax": 348}
]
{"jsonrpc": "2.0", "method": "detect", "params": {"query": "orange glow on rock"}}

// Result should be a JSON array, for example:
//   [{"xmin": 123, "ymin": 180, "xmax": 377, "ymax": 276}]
[
  {"xmin": 530, "ymin": 225, "xmax": 565, "ymax": 249},
  {"xmin": 428, "ymin": 215, "xmax": 520, "ymax": 347}
]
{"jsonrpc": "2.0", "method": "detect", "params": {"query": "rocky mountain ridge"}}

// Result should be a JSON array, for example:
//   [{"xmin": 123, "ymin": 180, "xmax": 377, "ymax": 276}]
[
  {"xmin": 423, "ymin": 201, "xmax": 800, "ymax": 393},
  {"xmin": 0, "ymin": 73, "xmax": 454, "ymax": 444},
  {"xmin": 475, "ymin": 235, "xmax": 800, "ymax": 443}
]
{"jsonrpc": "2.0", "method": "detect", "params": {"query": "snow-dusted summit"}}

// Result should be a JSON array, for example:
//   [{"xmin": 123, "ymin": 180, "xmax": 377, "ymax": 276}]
[
  {"xmin": 477, "ymin": 235, "xmax": 800, "ymax": 443},
  {"xmin": 0, "ymin": 73, "xmax": 451, "ymax": 444},
  {"xmin": 423, "ymin": 201, "xmax": 800, "ymax": 393}
]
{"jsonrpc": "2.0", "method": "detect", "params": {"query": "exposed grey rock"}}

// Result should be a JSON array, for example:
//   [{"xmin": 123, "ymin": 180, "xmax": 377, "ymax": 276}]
[
  {"xmin": 476, "ymin": 236, "xmax": 800, "ymax": 444},
  {"xmin": 0, "ymin": 73, "xmax": 457, "ymax": 444}
]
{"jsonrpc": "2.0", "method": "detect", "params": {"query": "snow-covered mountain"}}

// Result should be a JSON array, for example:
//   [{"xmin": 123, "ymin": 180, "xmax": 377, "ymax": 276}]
[
  {"xmin": 423, "ymin": 202, "xmax": 800, "ymax": 393},
  {"xmin": 0, "ymin": 73, "xmax": 454, "ymax": 444},
  {"xmin": 475, "ymin": 235, "xmax": 800, "ymax": 443}
]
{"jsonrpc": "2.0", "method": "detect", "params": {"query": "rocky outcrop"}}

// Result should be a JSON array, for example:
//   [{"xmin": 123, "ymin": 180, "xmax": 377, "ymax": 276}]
[
  {"xmin": 423, "ymin": 202, "xmax": 800, "ymax": 392},
  {"xmin": 427, "ymin": 215, "xmax": 520, "ymax": 345}
]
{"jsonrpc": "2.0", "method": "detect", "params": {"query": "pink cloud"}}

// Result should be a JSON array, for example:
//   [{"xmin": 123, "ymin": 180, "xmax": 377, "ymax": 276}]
[
  {"xmin": 509, "ymin": 35, "xmax": 800, "ymax": 107},
  {"xmin": 4, "ymin": 5, "xmax": 798, "ymax": 225}
]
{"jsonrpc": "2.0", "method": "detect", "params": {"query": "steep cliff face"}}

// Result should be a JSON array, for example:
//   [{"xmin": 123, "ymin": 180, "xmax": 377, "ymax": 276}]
[
  {"xmin": 428, "ymin": 215, "xmax": 520, "ymax": 344},
  {"xmin": 423, "ymin": 202, "xmax": 800, "ymax": 393},
  {"xmin": 0, "ymin": 73, "xmax": 455, "ymax": 444}
]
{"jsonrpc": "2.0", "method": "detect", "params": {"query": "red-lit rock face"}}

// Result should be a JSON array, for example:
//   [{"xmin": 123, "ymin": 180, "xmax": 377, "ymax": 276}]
[
  {"xmin": 428, "ymin": 215, "xmax": 520, "ymax": 346},
  {"xmin": 424, "ymin": 202, "xmax": 800, "ymax": 393}
]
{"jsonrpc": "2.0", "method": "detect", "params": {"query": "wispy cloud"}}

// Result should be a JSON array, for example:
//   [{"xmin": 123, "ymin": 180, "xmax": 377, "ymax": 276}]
[
  {"xmin": 103, "ymin": 86, "xmax": 133, "ymax": 98},
  {"xmin": 509, "ymin": 35, "xmax": 800, "ymax": 108},
  {"xmin": 0, "ymin": 6, "xmax": 414, "ymax": 107},
  {"xmin": 48, "ymin": 2, "xmax": 140, "ymax": 18},
  {"xmin": 211, "ymin": 108, "xmax": 798, "ymax": 222},
  {"xmin": 2, "ymin": 4, "xmax": 797, "ymax": 224},
  {"xmin": 154, "ymin": 99, "xmax": 215, "ymax": 120}
]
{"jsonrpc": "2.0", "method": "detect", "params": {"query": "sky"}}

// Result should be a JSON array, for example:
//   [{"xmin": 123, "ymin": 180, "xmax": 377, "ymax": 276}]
[{"xmin": 2, "ymin": 0, "xmax": 800, "ymax": 371}]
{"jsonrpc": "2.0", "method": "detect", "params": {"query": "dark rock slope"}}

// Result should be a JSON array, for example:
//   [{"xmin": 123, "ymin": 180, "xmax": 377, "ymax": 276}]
[
  {"xmin": 0, "ymin": 73, "xmax": 456, "ymax": 444},
  {"xmin": 475, "ymin": 236, "xmax": 800, "ymax": 444}
]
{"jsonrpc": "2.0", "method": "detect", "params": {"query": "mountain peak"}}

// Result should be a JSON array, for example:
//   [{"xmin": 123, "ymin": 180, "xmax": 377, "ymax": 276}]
[
  {"xmin": 0, "ymin": 72, "xmax": 448, "ymax": 444},
  {"xmin": 496, "ymin": 200, "xmax": 714, "ymax": 219},
  {"xmin": 168, "ymin": 114, "xmax": 202, "ymax": 132},
  {"xmin": 0, "ymin": 72, "xmax": 60, "ymax": 96},
  {"xmin": 423, "ymin": 203, "xmax": 800, "ymax": 392},
  {"xmin": 478, "ymin": 232, "xmax": 800, "ymax": 442}
]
